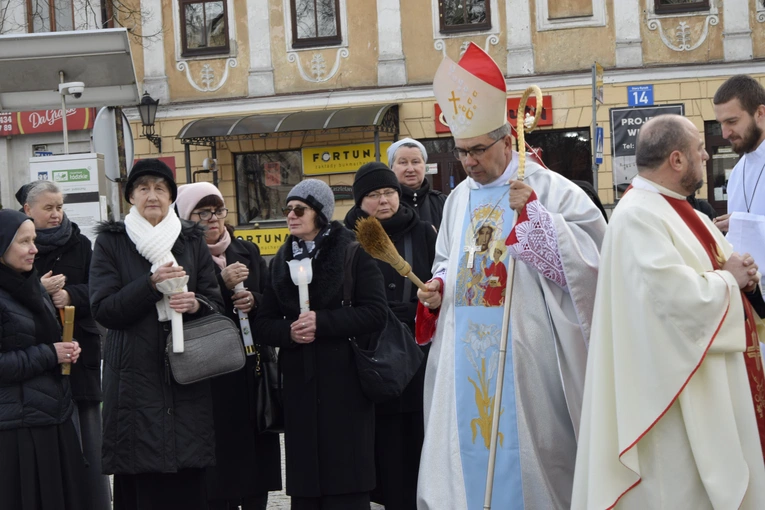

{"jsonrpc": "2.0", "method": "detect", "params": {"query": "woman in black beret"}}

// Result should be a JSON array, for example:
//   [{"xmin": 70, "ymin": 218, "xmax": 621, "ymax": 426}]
[{"xmin": 344, "ymin": 162, "xmax": 436, "ymax": 510}]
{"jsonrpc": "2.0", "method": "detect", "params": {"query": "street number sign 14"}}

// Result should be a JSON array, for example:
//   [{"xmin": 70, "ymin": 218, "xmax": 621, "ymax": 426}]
[{"xmin": 627, "ymin": 85, "xmax": 654, "ymax": 107}]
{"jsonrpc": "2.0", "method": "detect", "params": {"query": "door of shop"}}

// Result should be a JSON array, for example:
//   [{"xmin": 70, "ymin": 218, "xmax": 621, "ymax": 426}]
[
  {"xmin": 704, "ymin": 121, "xmax": 739, "ymax": 216},
  {"xmin": 421, "ymin": 138, "xmax": 465, "ymax": 195}
]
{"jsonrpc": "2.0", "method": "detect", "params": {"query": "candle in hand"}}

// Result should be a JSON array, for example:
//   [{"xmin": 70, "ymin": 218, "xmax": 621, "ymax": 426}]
[{"xmin": 287, "ymin": 258, "xmax": 313, "ymax": 313}]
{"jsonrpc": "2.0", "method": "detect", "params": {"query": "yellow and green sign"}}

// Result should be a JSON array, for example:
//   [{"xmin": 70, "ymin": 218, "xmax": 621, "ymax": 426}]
[
  {"xmin": 302, "ymin": 142, "xmax": 392, "ymax": 175},
  {"xmin": 52, "ymin": 168, "xmax": 90, "ymax": 182},
  {"xmin": 234, "ymin": 227, "xmax": 290, "ymax": 256}
]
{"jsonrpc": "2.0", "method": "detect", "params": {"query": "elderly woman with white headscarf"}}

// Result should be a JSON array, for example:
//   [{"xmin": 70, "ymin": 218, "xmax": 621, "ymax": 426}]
[
  {"xmin": 387, "ymin": 138, "xmax": 447, "ymax": 229},
  {"xmin": 89, "ymin": 159, "xmax": 224, "ymax": 510}
]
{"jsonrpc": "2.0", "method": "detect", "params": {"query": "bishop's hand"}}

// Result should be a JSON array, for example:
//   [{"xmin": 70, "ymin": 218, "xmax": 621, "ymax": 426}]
[
  {"xmin": 508, "ymin": 180, "xmax": 533, "ymax": 212},
  {"xmin": 417, "ymin": 279, "xmax": 442, "ymax": 310}
]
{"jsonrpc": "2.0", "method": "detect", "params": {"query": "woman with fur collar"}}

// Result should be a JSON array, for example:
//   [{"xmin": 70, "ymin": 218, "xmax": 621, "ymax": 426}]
[
  {"xmin": 254, "ymin": 179, "xmax": 388, "ymax": 510},
  {"xmin": 89, "ymin": 159, "xmax": 224, "ymax": 510}
]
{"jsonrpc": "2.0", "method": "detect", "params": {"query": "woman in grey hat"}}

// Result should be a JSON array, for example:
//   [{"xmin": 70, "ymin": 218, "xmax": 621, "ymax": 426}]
[
  {"xmin": 254, "ymin": 179, "xmax": 388, "ymax": 510},
  {"xmin": 89, "ymin": 159, "xmax": 225, "ymax": 510}
]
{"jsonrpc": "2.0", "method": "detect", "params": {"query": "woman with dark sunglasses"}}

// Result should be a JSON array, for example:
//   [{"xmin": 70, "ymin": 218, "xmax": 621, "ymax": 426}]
[
  {"xmin": 175, "ymin": 182, "xmax": 282, "ymax": 510},
  {"xmin": 255, "ymin": 179, "xmax": 388, "ymax": 510}
]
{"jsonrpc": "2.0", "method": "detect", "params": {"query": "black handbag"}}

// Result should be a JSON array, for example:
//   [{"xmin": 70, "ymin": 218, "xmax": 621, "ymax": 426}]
[
  {"xmin": 252, "ymin": 345, "xmax": 284, "ymax": 434},
  {"xmin": 343, "ymin": 242, "xmax": 425, "ymax": 403}
]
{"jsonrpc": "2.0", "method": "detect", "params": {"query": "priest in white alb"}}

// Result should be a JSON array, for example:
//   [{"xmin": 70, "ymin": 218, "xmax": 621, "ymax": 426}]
[
  {"xmin": 414, "ymin": 43, "xmax": 606, "ymax": 510},
  {"xmin": 572, "ymin": 114, "xmax": 765, "ymax": 509}
]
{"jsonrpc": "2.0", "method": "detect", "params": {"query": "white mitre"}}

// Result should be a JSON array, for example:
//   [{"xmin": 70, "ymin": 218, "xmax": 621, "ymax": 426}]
[{"xmin": 433, "ymin": 42, "xmax": 508, "ymax": 139}]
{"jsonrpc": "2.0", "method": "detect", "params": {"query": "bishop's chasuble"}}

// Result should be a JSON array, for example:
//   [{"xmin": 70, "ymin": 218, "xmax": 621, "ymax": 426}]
[
  {"xmin": 416, "ymin": 154, "xmax": 606, "ymax": 509},
  {"xmin": 572, "ymin": 176, "xmax": 765, "ymax": 510}
]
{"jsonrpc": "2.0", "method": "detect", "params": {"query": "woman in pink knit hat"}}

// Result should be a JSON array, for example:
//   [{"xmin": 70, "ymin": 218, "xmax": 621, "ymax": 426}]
[{"xmin": 175, "ymin": 182, "xmax": 282, "ymax": 510}]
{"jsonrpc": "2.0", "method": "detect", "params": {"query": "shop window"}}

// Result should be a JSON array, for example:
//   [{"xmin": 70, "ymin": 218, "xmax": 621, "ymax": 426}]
[
  {"xmin": 180, "ymin": 0, "xmax": 230, "ymax": 57},
  {"xmin": 290, "ymin": 0, "xmax": 342, "ymax": 49},
  {"xmin": 654, "ymin": 0, "xmax": 709, "ymax": 15},
  {"xmin": 439, "ymin": 0, "xmax": 490, "ymax": 34},
  {"xmin": 235, "ymin": 151, "xmax": 303, "ymax": 225},
  {"xmin": 704, "ymin": 120, "xmax": 739, "ymax": 216},
  {"xmin": 525, "ymin": 128, "xmax": 593, "ymax": 184},
  {"xmin": 27, "ymin": 0, "xmax": 74, "ymax": 32}
]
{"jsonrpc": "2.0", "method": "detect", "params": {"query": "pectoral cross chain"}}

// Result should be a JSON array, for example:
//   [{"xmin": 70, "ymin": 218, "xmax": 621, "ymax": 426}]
[{"xmin": 465, "ymin": 244, "xmax": 481, "ymax": 269}]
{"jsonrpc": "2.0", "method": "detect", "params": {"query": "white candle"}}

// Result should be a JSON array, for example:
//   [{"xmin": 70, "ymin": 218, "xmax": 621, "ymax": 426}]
[
  {"xmin": 287, "ymin": 258, "xmax": 313, "ymax": 313},
  {"xmin": 171, "ymin": 306, "xmax": 184, "ymax": 353}
]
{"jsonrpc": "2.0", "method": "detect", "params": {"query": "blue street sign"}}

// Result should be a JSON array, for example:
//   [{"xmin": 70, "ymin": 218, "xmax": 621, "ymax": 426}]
[
  {"xmin": 595, "ymin": 127, "xmax": 604, "ymax": 165},
  {"xmin": 628, "ymin": 85, "xmax": 654, "ymax": 107}
]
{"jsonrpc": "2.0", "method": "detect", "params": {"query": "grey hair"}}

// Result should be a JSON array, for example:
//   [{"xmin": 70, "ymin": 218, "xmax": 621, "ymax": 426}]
[
  {"xmin": 487, "ymin": 123, "xmax": 512, "ymax": 141},
  {"xmin": 635, "ymin": 114, "xmax": 692, "ymax": 172},
  {"xmin": 25, "ymin": 180, "xmax": 62, "ymax": 206}
]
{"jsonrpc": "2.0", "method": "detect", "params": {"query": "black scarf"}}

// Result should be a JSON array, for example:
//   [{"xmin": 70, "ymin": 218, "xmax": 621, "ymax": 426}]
[
  {"xmin": 344, "ymin": 203, "xmax": 419, "ymax": 241},
  {"xmin": 291, "ymin": 224, "xmax": 331, "ymax": 261},
  {"xmin": 34, "ymin": 215, "xmax": 73, "ymax": 255},
  {"xmin": 0, "ymin": 264, "xmax": 60, "ymax": 347},
  {"xmin": 401, "ymin": 179, "xmax": 433, "ymax": 201}
]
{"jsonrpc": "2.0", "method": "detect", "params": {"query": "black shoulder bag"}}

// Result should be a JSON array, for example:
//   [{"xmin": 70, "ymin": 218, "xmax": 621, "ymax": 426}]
[{"xmin": 343, "ymin": 242, "xmax": 425, "ymax": 403}]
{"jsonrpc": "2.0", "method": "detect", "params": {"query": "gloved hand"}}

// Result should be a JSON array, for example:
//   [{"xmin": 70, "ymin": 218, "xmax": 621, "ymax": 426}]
[{"xmin": 389, "ymin": 300, "xmax": 417, "ymax": 325}]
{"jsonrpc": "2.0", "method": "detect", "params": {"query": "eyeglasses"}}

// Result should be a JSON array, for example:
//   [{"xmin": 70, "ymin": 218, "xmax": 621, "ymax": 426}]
[
  {"xmin": 192, "ymin": 208, "xmax": 228, "ymax": 221},
  {"xmin": 366, "ymin": 189, "xmax": 398, "ymax": 201},
  {"xmin": 452, "ymin": 138, "xmax": 502, "ymax": 160},
  {"xmin": 282, "ymin": 205, "xmax": 312, "ymax": 217}
]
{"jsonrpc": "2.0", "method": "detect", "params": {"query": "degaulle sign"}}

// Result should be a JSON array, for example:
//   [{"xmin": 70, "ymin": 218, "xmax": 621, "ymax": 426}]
[{"xmin": 609, "ymin": 104, "xmax": 684, "ymax": 187}]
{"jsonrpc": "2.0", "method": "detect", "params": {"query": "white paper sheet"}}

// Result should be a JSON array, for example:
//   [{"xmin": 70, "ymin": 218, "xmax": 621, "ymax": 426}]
[{"xmin": 727, "ymin": 212, "xmax": 765, "ymax": 268}]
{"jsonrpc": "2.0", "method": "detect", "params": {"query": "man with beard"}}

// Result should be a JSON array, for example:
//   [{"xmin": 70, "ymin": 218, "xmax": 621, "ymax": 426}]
[
  {"xmin": 572, "ymin": 114, "xmax": 765, "ymax": 509},
  {"xmin": 713, "ymin": 75, "xmax": 765, "ymax": 235}
]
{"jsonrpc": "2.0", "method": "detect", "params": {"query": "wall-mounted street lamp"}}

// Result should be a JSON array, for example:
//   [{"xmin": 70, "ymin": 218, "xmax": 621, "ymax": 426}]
[{"xmin": 137, "ymin": 91, "xmax": 161, "ymax": 153}]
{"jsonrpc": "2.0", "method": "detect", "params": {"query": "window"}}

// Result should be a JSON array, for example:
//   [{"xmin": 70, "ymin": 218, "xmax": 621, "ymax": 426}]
[
  {"xmin": 524, "ymin": 128, "xmax": 593, "ymax": 184},
  {"xmin": 654, "ymin": 0, "xmax": 709, "ymax": 15},
  {"xmin": 290, "ymin": 0, "xmax": 342, "ymax": 49},
  {"xmin": 236, "ymin": 151, "xmax": 303, "ymax": 225},
  {"xmin": 180, "ymin": 0, "xmax": 230, "ymax": 57},
  {"xmin": 27, "ymin": 0, "xmax": 74, "ymax": 32},
  {"xmin": 439, "ymin": 0, "xmax": 490, "ymax": 34}
]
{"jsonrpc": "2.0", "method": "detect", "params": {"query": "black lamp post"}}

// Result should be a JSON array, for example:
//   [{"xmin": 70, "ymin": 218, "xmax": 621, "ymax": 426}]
[{"xmin": 137, "ymin": 91, "xmax": 162, "ymax": 153}]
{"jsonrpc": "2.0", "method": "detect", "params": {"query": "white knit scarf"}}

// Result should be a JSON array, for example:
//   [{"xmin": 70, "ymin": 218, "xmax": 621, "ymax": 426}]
[{"xmin": 124, "ymin": 206, "xmax": 186, "ymax": 321}]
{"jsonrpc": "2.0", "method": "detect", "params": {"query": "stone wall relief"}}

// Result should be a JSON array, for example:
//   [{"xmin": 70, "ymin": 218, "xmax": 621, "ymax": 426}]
[
  {"xmin": 434, "ymin": 34, "xmax": 500, "ymax": 59},
  {"xmin": 176, "ymin": 58, "xmax": 238, "ymax": 93},
  {"xmin": 286, "ymin": 49, "xmax": 350, "ymax": 83},
  {"xmin": 758, "ymin": 0, "xmax": 765, "ymax": 23},
  {"xmin": 644, "ymin": 0, "xmax": 718, "ymax": 52}
]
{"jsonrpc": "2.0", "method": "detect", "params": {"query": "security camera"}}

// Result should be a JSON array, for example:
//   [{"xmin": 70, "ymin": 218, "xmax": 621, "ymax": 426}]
[
  {"xmin": 202, "ymin": 158, "xmax": 218, "ymax": 172},
  {"xmin": 58, "ymin": 82, "xmax": 85, "ymax": 99}
]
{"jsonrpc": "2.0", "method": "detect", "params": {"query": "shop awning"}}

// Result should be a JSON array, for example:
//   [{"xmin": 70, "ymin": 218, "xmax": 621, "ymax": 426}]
[{"xmin": 176, "ymin": 104, "xmax": 399, "ymax": 145}]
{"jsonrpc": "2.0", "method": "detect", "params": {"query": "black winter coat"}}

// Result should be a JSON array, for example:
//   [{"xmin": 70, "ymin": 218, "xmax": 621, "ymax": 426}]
[
  {"xmin": 34, "ymin": 222, "xmax": 102, "ymax": 402},
  {"xmin": 400, "ymin": 179, "xmax": 447, "ymax": 229},
  {"xmin": 205, "ymin": 235, "xmax": 282, "ymax": 500},
  {"xmin": 343, "ymin": 204, "xmax": 436, "ymax": 414},
  {"xmin": 0, "ymin": 284, "xmax": 72, "ymax": 430},
  {"xmin": 253, "ymin": 222, "xmax": 388, "ymax": 498},
  {"xmin": 89, "ymin": 220, "xmax": 224, "ymax": 475}
]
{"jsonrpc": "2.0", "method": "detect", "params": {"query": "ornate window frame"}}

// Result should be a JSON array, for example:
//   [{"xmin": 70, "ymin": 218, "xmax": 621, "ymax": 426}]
[
  {"xmin": 757, "ymin": 0, "xmax": 765, "ymax": 23},
  {"xmin": 283, "ymin": 0, "xmax": 348, "ymax": 52},
  {"xmin": 535, "ymin": 0, "xmax": 606, "ymax": 32},
  {"xmin": 438, "ymin": 0, "xmax": 491, "ymax": 35},
  {"xmin": 172, "ymin": 0, "xmax": 238, "ymax": 62},
  {"xmin": 289, "ymin": 0, "xmax": 342, "ymax": 49},
  {"xmin": 26, "ymin": 0, "xmax": 75, "ymax": 32},
  {"xmin": 178, "ymin": 0, "xmax": 231, "ymax": 58},
  {"xmin": 644, "ymin": 0, "xmax": 718, "ymax": 52},
  {"xmin": 431, "ymin": 0, "xmax": 499, "ymax": 40},
  {"xmin": 654, "ymin": 0, "xmax": 709, "ymax": 16}
]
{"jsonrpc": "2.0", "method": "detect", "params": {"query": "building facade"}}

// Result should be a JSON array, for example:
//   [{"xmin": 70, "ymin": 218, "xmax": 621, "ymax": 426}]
[{"xmin": 2, "ymin": 0, "xmax": 764, "ymax": 249}]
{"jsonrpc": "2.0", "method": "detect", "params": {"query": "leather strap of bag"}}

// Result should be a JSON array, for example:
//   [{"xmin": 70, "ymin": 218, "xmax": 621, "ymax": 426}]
[
  {"xmin": 402, "ymin": 233, "xmax": 413, "ymax": 303},
  {"xmin": 342, "ymin": 242, "xmax": 360, "ymax": 308}
]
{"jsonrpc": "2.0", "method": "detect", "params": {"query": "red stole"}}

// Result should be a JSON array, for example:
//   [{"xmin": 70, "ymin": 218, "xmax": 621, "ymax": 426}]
[{"xmin": 663, "ymin": 195, "xmax": 765, "ymax": 458}]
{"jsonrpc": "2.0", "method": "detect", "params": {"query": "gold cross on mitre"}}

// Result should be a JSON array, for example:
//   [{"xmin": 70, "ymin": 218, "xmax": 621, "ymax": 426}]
[{"xmin": 433, "ymin": 43, "xmax": 508, "ymax": 139}]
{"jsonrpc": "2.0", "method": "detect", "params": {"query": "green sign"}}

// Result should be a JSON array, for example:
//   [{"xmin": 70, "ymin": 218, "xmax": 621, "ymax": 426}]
[{"xmin": 52, "ymin": 168, "xmax": 90, "ymax": 182}]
